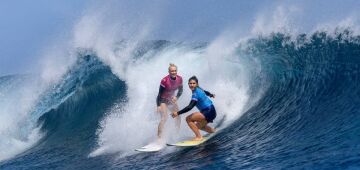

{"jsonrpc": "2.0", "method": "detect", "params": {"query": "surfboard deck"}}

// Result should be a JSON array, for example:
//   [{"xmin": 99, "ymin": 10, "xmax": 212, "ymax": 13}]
[
  {"xmin": 139, "ymin": 116, "xmax": 226, "ymax": 149},
  {"xmin": 166, "ymin": 115, "xmax": 225, "ymax": 147},
  {"xmin": 166, "ymin": 136, "xmax": 210, "ymax": 147}
]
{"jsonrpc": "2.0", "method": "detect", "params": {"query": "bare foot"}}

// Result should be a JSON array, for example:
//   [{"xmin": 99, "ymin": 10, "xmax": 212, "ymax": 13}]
[
  {"xmin": 192, "ymin": 137, "xmax": 203, "ymax": 141},
  {"xmin": 156, "ymin": 138, "xmax": 165, "ymax": 145}
]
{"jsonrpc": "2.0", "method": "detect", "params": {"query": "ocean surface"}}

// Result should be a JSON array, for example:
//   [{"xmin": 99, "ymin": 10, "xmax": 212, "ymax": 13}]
[{"xmin": 1, "ymin": 30, "xmax": 360, "ymax": 169}]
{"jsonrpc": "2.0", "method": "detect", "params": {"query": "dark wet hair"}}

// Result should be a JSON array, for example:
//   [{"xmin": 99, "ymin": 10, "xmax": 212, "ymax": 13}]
[{"xmin": 188, "ymin": 76, "xmax": 198, "ymax": 84}]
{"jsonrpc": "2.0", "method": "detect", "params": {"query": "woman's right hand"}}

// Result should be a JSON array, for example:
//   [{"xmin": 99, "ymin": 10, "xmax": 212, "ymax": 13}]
[{"xmin": 171, "ymin": 112, "xmax": 178, "ymax": 118}]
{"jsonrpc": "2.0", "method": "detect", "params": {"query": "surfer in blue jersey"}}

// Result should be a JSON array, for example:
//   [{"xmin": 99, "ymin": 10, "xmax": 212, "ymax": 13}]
[{"xmin": 171, "ymin": 76, "xmax": 216, "ymax": 141}]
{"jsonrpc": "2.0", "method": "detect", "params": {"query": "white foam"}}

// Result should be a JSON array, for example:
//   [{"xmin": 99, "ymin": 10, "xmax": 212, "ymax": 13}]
[
  {"xmin": 251, "ymin": 5, "xmax": 302, "ymax": 37},
  {"xmin": 314, "ymin": 16, "xmax": 360, "ymax": 36},
  {"xmin": 0, "ymin": 77, "xmax": 44, "ymax": 162},
  {"xmin": 88, "ymin": 33, "xmax": 266, "ymax": 156}
]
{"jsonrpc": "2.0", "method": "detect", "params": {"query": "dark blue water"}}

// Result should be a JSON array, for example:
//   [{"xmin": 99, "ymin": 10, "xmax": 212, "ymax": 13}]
[{"xmin": 1, "ymin": 30, "xmax": 360, "ymax": 169}]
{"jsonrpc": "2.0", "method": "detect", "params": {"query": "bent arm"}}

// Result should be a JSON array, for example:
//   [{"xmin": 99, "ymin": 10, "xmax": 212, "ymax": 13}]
[
  {"xmin": 176, "ymin": 85, "xmax": 183, "ymax": 98},
  {"xmin": 177, "ymin": 100, "xmax": 197, "ymax": 115}
]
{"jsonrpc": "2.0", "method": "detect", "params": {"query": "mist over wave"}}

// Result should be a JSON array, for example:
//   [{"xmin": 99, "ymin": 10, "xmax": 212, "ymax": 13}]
[{"xmin": 0, "ymin": 75, "xmax": 43, "ymax": 161}]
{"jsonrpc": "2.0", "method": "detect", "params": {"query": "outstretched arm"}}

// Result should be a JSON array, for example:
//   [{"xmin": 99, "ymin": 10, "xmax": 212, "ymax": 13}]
[
  {"xmin": 204, "ymin": 90, "xmax": 215, "ymax": 98},
  {"xmin": 177, "ymin": 100, "xmax": 197, "ymax": 115}
]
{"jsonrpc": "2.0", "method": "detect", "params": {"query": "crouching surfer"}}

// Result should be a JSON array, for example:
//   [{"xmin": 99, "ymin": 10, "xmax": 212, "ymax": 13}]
[{"xmin": 171, "ymin": 76, "xmax": 216, "ymax": 141}]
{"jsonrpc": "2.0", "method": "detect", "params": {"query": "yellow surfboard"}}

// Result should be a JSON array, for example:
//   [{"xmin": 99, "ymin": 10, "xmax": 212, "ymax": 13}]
[
  {"xmin": 167, "ymin": 116, "xmax": 226, "ymax": 147},
  {"xmin": 167, "ymin": 137, "xmax": 209, "ymax": 147},
  {"xmin": 166, "ymin": 116, "xmax": 226, "ymax": 147}
]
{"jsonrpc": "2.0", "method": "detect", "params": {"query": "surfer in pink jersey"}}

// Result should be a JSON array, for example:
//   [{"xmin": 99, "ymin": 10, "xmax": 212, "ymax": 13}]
[{"xmin": 156, "ymin": 63, "xmax": 183, "ymax": 140}]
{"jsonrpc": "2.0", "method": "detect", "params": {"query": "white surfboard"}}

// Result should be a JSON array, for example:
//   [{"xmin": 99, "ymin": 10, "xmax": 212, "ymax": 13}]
[{"xmin": 135, "ymin": 142, "xmax": 164, "ymax": 152}]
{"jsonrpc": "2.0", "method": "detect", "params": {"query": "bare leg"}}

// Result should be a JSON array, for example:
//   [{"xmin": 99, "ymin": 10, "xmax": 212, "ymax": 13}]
[
  {"xmin": 172, "ymin": 103, "xmax": 181, "ymax": 131},
  {"xmin": 203, "ymin": 125, "xmax": 215, "ymax": 133},
  {"xmin": 186, "ymin": 112, "xmax": 207, "ymax": 141},
  {"xmin": 196, "ymin": 121, "xmax": 215, "ymax": 134},
  {"xmin": 157, "ymin": 103, "xmax": 168, "ymax": 139}
]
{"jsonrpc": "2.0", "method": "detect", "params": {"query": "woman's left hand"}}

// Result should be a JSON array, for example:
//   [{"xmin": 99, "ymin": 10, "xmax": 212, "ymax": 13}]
[
  {"xmin": 171, "ymin": 96, "xmax": 177, "ymax": 103},
  {"xmin": 171, "ymin": 112, "xmax": 178, "ymax": 118}
]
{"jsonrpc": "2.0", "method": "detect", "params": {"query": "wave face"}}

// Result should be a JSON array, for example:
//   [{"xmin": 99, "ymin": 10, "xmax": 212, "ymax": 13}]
[
  {"xmin": 0, "ymin": 53, "xmax": 127, "ymax": 168},
  {"xmin": 213, "ymin": 31, "xmax": 360, "ymax": 169},
  {"xmin": 1, "ymin": 31, "xmax": 360, "ymax": 169}
]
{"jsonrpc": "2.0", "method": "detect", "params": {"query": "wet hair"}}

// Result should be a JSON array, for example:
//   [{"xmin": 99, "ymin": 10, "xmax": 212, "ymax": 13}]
[
  {"xmin": 188, "ymin": 76, "xmax": 198, "ymax": 84},
  {"xmin": 168, "ymin": 63, "xmax": 177, "ymax": 71}
]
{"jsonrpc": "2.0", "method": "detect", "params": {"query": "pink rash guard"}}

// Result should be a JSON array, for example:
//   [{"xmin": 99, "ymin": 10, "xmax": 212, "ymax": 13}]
[{"xmin": 160, "ymin": 75, "xmax": 183, "ymax": 100}]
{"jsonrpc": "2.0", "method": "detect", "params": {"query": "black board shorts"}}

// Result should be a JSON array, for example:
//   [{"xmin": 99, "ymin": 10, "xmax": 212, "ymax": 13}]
[
  {"xmin": 159, "ymin": 97, "xmax": 172, "ymax": 105},
  {"xmin": 200, "ymin": 105, "xmax": 217, "ymax": 123}
]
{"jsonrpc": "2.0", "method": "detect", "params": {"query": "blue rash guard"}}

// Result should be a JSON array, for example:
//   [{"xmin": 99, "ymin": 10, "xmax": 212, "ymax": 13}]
[
  {"xmin": 191, "ymin": 87, "xmax": 213, "ymax": 111},
  {"xmin": 177, "ymin": 87, "xmax": 217, "ymax": 122}
]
